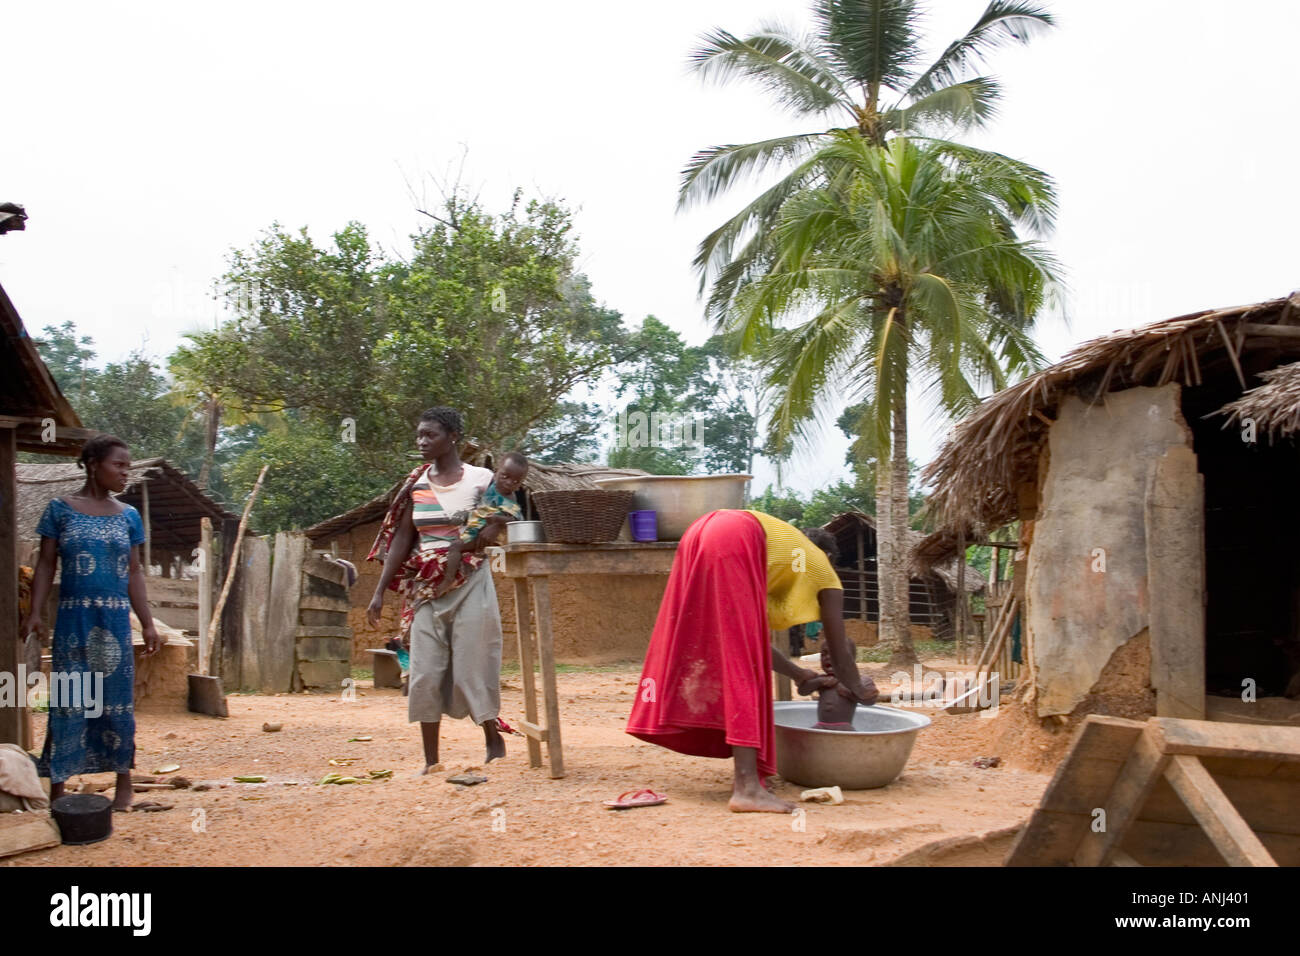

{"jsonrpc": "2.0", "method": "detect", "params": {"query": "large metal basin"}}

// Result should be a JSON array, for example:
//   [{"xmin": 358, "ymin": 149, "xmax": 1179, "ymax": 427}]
[
  {"xmin": 591, "ymin": 474, "xmax": 751, "ymax": 540},
  {"xmin": 773, "ymin": 701, "xmax": 929, "ymax": 790}
]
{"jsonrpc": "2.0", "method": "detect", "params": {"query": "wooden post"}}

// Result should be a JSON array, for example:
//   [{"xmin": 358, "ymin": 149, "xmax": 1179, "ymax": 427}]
[
  {"xmin": 0, "ymin": 427, "xmax": 19, "ymax": 745},
  {"xmin": 955, "ymin": 528, "xmax": 966, "ymax": 663},
  {"xmin": 513, "ymin": 578, "xmax": 543, "ymax": 769},
  {"xmin": 530, "ymin": 575, "xmax": 565, "ymax": 778},
  {"xmin": 198, "ymin": 518, "xmax": 212, "ymax": 675},
  {"xmin": 140, "ymin": 478, "xmax": 151, "ymax": 576},
  {"xmin": 856, "ymin": 527, "xmax": 867, "ymax": 622}
]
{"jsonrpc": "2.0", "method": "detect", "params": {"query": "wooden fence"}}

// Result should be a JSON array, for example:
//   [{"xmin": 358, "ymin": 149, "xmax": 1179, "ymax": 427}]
[{"xmin": 203, "ymin": 531, "xmax": 353, "ymax": 693}]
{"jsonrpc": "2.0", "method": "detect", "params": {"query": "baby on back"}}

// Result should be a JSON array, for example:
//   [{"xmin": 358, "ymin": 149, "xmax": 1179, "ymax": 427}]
[{"xmin": 432, "ymin": 452, "xmax": 529, "ymax": 598}]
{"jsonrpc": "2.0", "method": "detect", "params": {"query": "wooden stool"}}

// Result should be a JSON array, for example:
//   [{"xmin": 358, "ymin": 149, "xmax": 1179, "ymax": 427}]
[
  {"xmin": 1009, "ymin": 715, "xmax": 1300, "ymax": 866},
  {"xmin": 365, "ymin": 648, "xmax": 403, "ymax": 689}
]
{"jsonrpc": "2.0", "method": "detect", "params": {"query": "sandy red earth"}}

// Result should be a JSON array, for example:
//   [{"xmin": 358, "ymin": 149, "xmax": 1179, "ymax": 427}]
[{"xmin": 5, "ymin": 660, "xmax": 1067, "ymax": 867}]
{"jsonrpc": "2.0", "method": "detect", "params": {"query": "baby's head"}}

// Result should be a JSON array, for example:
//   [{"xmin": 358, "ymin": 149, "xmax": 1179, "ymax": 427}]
[{"xmin": 495, "ymin": 452, "xmax": 530, "ymax": 497}]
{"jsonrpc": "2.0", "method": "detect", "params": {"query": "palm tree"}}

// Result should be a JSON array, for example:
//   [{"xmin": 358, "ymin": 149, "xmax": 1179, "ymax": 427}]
[
  {"xmin": 168, "ymin": 349, "xmax": 280, "ymax": 491},
  {"xmin": 682, "ymin": 1, "xmax": 1059, "ymax": 663}
]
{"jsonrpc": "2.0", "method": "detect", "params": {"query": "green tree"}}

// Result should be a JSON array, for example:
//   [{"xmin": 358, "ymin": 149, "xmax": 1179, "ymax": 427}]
[
  {"xmin": 836, "ymin": 402, "xmax": 926, "ymax": 527},
  {"xmin": 33, "ymin": 321, "xmax": 97, "ymax": 406},
  {"xmin": 380, "ymin": 212, "xmax": 628, "ymax": 459},
  {"xmin": 607, "ymin": 317, "xmax": 758, "ymax": 475},
  {"xmin": 749, "ymin": 484, "xmax": 807, "ymax": 524},
  {"xmin": 801, "ymin": 481, "xmax": 874, "ymax": 527},
  {"xmin": 174, "ymin": 190, "xmax": 630, "ymax": 510},
  {"xmin": 226, "ymin": 419, "xmax": 391, "ymax": 532},
  {"xmin": 77, "ymin": 350, "xmax": 209, "ymax": 475},
  {"xmin": 168, "ymin": 345, "xmax": 273, "ymax": 491},
  {"xmin": 682, "ymin": 1, "xmax": 1059, "ymax": 664}
]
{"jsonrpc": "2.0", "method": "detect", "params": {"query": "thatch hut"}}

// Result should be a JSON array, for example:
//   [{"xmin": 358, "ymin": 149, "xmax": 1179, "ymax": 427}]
[
  {"xmin": 1215, "ymin": 361, "xmax": 1300, "ymax": 442},
  {"xmin": 17, "ymin": 458, "xmax": 236, "ymax": 577},
  {"xmin": 819, "ymin": 511, "xmax": 983, "ymax": 644},
  {"xmin": 921, "ymin": 293, "xmax": 1300, "ymax": 720}
]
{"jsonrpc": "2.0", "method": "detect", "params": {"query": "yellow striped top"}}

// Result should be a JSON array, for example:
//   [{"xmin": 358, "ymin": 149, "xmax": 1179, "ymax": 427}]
[{"xmin": 742, "ymin": 510, "xmax": 843, "ymax": 630}]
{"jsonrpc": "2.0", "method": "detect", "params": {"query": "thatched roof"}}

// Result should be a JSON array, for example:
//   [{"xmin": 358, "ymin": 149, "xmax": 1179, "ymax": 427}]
[
  {"xmin": 820, "ymin": 511, "xmax": 982, "ymax": 595},
  {"xmin": 1, "ymin": 280, "xmax": 85, "ymax": 455},
  {"xmin": 304, "ymin": 461, "xmax": 649, "ymax": 543},
  {"xmin": 922, "ymin": 293, "xmax": 1300, "ymax": 533},
  {"xmin": 18, "ymin": 458, "xmax": 236, "ymax": 551},
  {"xmin": 1213, "ymin": 360, "xmax": 1300, "ymax": 442}
]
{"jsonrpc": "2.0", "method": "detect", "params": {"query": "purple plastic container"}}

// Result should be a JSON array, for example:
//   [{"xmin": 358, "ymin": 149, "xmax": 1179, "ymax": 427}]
[{"xmin": 628, "ymin": 510, "xmax": 658, "ymax": 542}]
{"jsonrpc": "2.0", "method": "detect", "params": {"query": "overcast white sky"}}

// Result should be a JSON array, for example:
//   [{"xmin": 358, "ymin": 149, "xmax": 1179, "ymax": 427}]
[{"xmin": 3, "ymin": 1, "xmax": 1298, "ymax": 494}]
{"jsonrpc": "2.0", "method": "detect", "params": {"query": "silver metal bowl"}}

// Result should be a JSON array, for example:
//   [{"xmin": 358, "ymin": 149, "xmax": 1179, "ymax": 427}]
[
  {"xmin": 773, "ymin": 701, "xmax": 930, "ymax": 790},
  {"xmin": 507, "ymin": 520, "xmax": 544, "ymax": 544},
  {"xmin": 591, "ymin": 474, "xmax": 752, "ymax": 540}
]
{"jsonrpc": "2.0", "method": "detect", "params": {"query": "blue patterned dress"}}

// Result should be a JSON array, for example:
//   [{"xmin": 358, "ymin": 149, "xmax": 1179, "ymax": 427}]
[{"xmin": 35, "ymin": 498, "xmax": 144, "ymax": 782}]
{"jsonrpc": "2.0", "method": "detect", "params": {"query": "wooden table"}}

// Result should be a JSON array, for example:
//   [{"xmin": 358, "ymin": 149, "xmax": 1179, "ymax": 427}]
[{"xmin": 501, "ymin": 541, "xmax": 679, "ymax": 778}]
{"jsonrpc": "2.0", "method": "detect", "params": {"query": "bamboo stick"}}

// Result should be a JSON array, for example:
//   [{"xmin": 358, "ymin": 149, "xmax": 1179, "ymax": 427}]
[
  {"xmin": 977, "ymin": 594, "xmax": 1019, "ymax": 677},
  {"xmin": 1215, "ymin": 319, "xmax": 1248, "ymax": 390},
  {"xmin": 204, "ymin": 465, "xmax": 268, "ymax": 677}
]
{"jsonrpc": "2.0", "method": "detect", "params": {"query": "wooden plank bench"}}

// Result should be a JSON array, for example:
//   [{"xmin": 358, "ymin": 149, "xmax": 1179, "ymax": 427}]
[
  {"xmin": 364, "ymin": 648, "xmax": 404, "ymax": 690},
  {"xmin": 1007, "ymin": 715, "xmax": 1300, "ymax": 866}
]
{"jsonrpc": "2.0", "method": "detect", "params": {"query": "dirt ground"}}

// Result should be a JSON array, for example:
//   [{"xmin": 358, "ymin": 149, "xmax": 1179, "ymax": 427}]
[{"xmin": 5, "ymin": 660, "xmax": 1061, "ymax": 867}]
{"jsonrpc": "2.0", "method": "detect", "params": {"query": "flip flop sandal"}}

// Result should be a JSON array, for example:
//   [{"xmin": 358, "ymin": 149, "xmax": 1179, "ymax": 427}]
[
  {"xmin": 133, "ymin": 802, "xmax": 174, "ymax": 812},
  {"xmin": 495, "ymin": 718, "xmax": 524, "ymax": 737},
  {"xmin": 446, "ymin": 773, "xmax": 487, "ymax": 786},
  {"xmin": 603, "ymin": 788, "xmax": 667, "ymax": 809}
]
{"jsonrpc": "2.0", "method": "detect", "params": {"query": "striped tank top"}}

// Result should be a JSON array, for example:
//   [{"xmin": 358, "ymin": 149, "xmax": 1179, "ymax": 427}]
[{"xmin": 411, "ymin": 463, "xmax": 494, "ymax": 555}]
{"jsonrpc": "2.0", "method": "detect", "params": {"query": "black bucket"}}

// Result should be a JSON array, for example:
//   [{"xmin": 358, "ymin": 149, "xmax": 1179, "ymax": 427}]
[{"xmin": 51, "ymin": 793, "xmax": 113, "ymax": 845}]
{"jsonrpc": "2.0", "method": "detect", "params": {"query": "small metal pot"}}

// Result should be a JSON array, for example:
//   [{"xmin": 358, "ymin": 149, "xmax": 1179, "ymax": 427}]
[{"xmin": 507, "ymin": 520, "xmax": 544, "ymax": 544}]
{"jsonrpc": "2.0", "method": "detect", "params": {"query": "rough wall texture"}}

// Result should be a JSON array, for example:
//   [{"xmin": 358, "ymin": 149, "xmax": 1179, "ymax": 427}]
[
  {"xmin": 1027, "ymin": 385, "xmax": 1192, "ymax": 716},
  {"xmin": 133, "ymin": 643, "xmax": 192, "ymax": 708},
  {"xmin": 1069, "ymin": 628, "xmax": 1157, "ymax": 720},
  {"xmin": 497, "ymin": 574, "xmax": 669, "ymax": 664}
]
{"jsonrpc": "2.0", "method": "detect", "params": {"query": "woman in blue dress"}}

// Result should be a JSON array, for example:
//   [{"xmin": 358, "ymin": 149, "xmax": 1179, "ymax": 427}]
[{"xmin": 20, "ymin": 435, "xmax": 161, "ymax": 811}]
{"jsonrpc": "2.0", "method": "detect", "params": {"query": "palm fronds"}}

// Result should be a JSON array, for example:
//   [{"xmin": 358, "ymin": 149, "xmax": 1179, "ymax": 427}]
[
  {"xmin": 905, "ymin": 0, "xmax": 1055, "ymax": 102},
  {"xmin": 689, "ymin": 27, "xmax": 852, "ymax": 116}
]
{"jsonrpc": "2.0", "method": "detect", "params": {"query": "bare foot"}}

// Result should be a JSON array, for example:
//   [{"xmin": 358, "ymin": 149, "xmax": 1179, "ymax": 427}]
[
  {"xmin": 728, "ymin": 788, "xmax": 795, "ymax": 813},
  {"xmin": 415, "ymin": 762, "xmax": 445, "ymax": 778},
  {"xmin": 110, "ymin": 772, "xmax": 133, "ymax": 811},
  {"xmin": 484, "ymin": 721, "xmax": 506, "ymax": 763}
]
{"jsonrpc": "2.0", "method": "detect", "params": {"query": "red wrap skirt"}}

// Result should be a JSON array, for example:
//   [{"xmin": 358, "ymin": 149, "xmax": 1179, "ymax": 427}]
[{"xmin": 625, "ymin": 510, "xmax": 776, "ymax": 776}]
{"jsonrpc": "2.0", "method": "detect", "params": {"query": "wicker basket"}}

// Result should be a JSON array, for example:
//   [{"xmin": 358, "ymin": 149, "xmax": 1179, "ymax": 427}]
[{"xmin": 531, "ymin": 490, "xmax": 636, "ymax": 544}]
